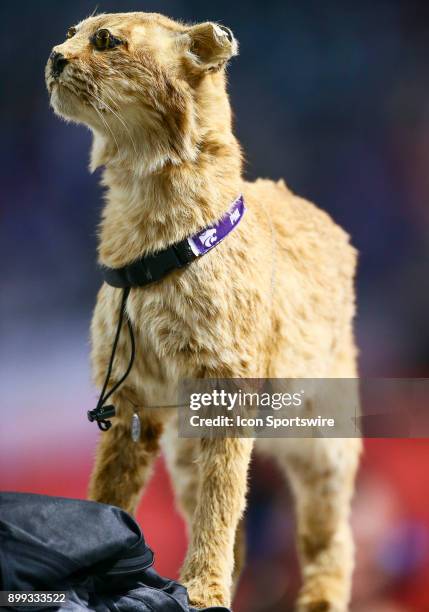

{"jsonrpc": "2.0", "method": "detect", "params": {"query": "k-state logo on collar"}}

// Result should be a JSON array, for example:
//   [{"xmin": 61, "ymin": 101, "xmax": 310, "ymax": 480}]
[{"xmin": 199, "ymin": 229, "xmax": 218, "ymax": 247}]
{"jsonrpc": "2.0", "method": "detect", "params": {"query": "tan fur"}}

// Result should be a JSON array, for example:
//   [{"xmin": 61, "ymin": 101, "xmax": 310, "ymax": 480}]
[{"xmin": 46, "ymin": 12, "xmax": 361, "ymax": 611}]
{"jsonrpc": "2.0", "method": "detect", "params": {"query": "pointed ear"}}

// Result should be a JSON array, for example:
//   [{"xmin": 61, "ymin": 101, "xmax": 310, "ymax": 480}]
[{"xmin": 183, "ymin": 22, "xmax": 238, "ymax": 72}]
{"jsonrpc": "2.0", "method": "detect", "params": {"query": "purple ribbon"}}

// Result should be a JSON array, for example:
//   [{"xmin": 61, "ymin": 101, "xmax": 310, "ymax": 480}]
[{"xmin": 187, "ymin": 195, "xmax": 246, "ymax": 256}]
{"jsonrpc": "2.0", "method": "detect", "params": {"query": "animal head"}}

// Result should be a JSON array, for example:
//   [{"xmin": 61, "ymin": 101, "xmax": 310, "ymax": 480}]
[{"xmin": 45, "ymin": 12, "xmax": 238, "ymax": 170}]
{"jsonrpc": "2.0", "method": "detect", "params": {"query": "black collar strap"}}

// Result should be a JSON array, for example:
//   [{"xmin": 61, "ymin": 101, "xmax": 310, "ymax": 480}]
[
  {"xmin": 103, "ymin": 240, "xmax": 195, "ymax": 289},
  {"xmin": 102, "ymin": 195, "xmax": 246, "ymax": 289}
]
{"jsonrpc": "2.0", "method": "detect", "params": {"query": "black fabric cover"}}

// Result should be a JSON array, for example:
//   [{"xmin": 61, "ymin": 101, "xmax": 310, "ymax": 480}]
[{"xmin": 0, "ymin": 492, "xmax": 229, "ymax": 612}]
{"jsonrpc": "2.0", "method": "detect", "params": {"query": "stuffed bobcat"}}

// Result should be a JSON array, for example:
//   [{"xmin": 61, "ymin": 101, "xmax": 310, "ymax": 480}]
[{"xmin": 46, "ymin": 12, "xmax": 361, "ymax": 611}]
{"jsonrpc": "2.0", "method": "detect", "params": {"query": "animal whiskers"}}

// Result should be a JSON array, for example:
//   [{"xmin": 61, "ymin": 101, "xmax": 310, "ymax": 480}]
[{"xmin": 90, "ymin": 87, "xmax": 138, "ymax": 155}]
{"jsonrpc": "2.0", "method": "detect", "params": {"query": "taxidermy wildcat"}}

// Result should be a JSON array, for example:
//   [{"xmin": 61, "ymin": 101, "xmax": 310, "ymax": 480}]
[{"xmin": 46, "ymin": 12, "xmax": 361, "ymax": 611}]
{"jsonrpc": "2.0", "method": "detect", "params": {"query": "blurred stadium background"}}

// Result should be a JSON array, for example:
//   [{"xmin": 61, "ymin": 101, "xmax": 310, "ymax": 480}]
[{"xmin": 1, "ymin": 1, "xmax": 429, "ymax": 610}]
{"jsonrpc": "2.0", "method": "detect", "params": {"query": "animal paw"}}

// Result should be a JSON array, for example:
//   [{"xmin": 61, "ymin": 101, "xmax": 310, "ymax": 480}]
[
  {"xmin": 296, "ymin": 581, "xmax": 349, "ymax": 612},
  {"xmin": 184, "ymin": 578, "xmax": 230, "ymax": 610},
  {"xmin": 296, "ymin": 596, "xmax": 348, "ymax": 612}
]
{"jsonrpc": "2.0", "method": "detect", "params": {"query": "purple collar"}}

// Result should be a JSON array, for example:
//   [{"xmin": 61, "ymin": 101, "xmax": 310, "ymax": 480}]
[
  {"xmin": 188, "ymin": 194, "xmax": 245, "ymax": 256},
  {"xmin": 102, "ymin": 195, "xmax": 246, "ymax": 289}
]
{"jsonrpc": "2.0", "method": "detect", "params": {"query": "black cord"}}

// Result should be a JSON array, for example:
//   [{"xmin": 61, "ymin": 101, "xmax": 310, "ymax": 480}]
[{"xmin": 87, "ymin": 287, "xmax": 136, "ymax": 431}]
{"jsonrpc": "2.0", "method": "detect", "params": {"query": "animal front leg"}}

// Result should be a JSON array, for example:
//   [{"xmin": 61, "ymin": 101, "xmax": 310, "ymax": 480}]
[
  {"xmin": 88, "ymin": 402, "xmax": 163, "ymax": 515},
  {"xmin": 180, "ymin": 437, "xmax": 253, "ymax": 609}
]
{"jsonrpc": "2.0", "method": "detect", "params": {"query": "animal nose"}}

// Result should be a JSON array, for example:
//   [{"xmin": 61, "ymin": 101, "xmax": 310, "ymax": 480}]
[{"xmin": 50, "ymin": 51, "xmax": 68, "ymax": 77}]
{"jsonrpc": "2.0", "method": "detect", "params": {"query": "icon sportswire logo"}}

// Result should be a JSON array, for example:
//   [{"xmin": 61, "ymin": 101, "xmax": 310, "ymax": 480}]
[{"xmin": 198, "ymin": 228, "xmax": 218, "ymax": 247}]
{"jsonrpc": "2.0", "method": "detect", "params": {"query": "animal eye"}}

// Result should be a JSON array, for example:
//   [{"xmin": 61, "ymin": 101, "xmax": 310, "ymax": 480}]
[
  {"xmin": 91, "ymin": 28, "xmax": 122, "ymax": 51},
  {"xmin": 66, "ymin": 27, "xmax": 76, "ymax": 39}
]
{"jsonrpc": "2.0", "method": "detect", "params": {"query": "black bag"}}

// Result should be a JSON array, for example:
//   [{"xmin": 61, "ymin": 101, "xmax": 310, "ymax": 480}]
[{"xmin": 0, "ymin": 492, "xmax": 229, "ymax": 612}]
